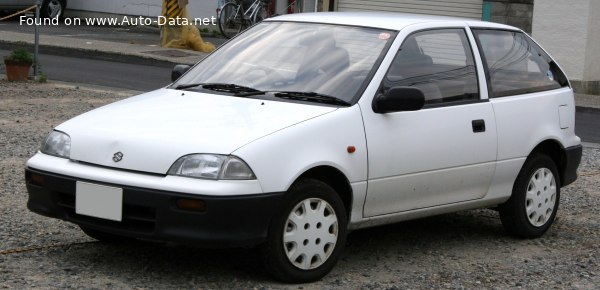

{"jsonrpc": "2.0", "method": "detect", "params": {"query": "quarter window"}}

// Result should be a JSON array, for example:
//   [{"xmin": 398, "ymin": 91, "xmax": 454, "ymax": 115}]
[
  {"xmin": 473, "ymin": 30, "xmax": 567, "ymax": 98},
  {"xmin": 382, "ymin": 29, "xmax": 479, "ymax": 105}
]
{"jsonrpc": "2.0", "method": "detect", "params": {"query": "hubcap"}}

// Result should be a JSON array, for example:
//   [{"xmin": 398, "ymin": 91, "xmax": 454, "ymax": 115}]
[
  {"xmin": 525, "ymin": 168, "xmax": 556, "ymax": 227},
  {"xmin": 47, "ymin": 0, "xmax": 62, "ymax": 18},
  {"xmin": 283, "ymin": 198, "xmax": 338, "ymax": 270}
]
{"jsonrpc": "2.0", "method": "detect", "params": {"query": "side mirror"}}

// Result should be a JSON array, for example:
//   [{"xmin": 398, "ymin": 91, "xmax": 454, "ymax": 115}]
[
  {"xmin": 171, "ymin": 64, "xmax": 192, "ymax": 82},
  {"xmin": 372, "ymin": 86, "xmax": 425, "ymax": 113}
]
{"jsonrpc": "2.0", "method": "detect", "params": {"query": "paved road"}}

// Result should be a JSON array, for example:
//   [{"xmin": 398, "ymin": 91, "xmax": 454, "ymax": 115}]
[
  {"xmin": 576, "ymin": 108, "xmax": 600, "ymax": 144},
  {"xmin": 0, "ymin": 49, "xmax": 172, "ymax": 91}
]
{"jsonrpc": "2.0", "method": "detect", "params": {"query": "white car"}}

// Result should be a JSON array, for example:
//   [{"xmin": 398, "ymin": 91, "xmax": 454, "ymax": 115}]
[
  {"xmin": 0, "ymin": 0, "xmax": 66, "ymax": 19},
  {"xmin": 25, "ymin": 12, "xmax": 582, "ymax": 282}
]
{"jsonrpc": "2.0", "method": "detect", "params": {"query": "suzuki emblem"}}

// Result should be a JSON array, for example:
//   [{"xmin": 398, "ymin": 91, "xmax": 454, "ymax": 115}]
[{"xmin": 113, "ymin": 152, "xmax": 124, "ymax": 162}]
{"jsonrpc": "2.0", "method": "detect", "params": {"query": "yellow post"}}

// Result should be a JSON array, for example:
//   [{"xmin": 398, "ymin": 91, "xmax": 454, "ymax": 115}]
[{"xmin": 161, "ymin": 0, "xmax": 216, "ymax": 53}]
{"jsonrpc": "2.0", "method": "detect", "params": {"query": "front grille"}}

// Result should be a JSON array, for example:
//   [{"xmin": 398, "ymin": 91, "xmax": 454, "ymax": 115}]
[
  {"xmin": 74, "ymin": 161, "xmax": 167, "ymax": 177},
  {"xmin": 57, "ymin": 192, "xmax": 157, "ymax": 233}
]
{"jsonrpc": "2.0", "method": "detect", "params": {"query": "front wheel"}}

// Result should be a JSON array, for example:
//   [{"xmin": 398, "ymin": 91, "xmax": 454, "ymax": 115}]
[
  {"xmin": 218, "ymin": 2, "xmax": 243, "ymax": 39},
  {"xmin": 499, "ymin": 153, "xmax": 561, "ymax": 238},
  {"xmin": 262, "ymin": 178, "xmax": 348, "ymax": 283}
]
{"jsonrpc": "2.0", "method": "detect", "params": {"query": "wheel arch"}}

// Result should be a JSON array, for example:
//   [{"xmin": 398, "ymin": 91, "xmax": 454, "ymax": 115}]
[
  {"xmin": 528, "ymin": 139, "xmax": 567, "ymax": 186},
  {"xmin": 295, "ymin": 165, "xmax": 353, "ymax": 220}
]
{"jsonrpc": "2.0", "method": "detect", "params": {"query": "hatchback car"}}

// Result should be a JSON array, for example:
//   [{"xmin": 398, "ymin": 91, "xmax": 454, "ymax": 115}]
[
  {"xmin": 25, "ymin": 12, "xmax": 582, "ymax": 282},
  {"xmin": 0, "ymin": 0, "xmax": 66, "ymax": 19}
]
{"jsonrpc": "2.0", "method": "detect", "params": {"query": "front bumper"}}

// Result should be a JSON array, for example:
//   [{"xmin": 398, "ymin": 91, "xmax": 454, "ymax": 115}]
[
  {"xmin": 562, "ymin": 144, "xmax": 583, "ymax": 187},
  {"xmin": 25, "ymin": 167, "xmax": 284, "ymax": 247}
]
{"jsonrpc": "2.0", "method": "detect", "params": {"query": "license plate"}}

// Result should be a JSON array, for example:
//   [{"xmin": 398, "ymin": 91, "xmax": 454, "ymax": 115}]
[{"xmin": 76, "ymin": 181, "xmax": 123, "ymax": 222}]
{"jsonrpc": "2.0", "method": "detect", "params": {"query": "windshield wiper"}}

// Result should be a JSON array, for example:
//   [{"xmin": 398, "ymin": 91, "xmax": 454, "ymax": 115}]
[
  {"xmin": 174, "ymin": 83, "xmax": 263, "ymax": 94},
  {"xmin": 202, "ymin": 83, "xmax": 262, "ymax": 94},
  {"xmin": 174, "ymin": 83, "xmax": 204, "ymax": 90},
  {"xmin": 173, "ymin": 85, "xmax": 351, "ymax": 106},
  {"xmin": 274, "ymin": 91, "xmax": 351, "ymax": 106}
]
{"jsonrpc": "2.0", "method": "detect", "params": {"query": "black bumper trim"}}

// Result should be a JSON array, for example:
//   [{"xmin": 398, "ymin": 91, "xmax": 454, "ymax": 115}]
[
  {"xmin": 562, "ymin": 144, "xmax": 582, "ymax": 187},
  {"xmin": 25, "ymin": 167, "xmax": 284, "ymax": 247}
]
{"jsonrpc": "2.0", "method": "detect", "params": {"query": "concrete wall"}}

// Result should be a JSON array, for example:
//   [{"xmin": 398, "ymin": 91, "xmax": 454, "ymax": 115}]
[
  {"xmin": 485, "ymin": 0, "xmax": 534, "ymax": 33},
  {"xmin": 583, "ymin": 0, "xmax": 600, "ymax": 83},
  {"xmin": 532, "ymin": 0, "xmax": 599, "ymax": 94}
]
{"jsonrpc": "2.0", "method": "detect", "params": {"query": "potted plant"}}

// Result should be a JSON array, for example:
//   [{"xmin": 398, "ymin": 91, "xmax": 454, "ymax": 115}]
[{"xmin": 4, "ymin": 48, "xmax": 33, "ymax": 81}]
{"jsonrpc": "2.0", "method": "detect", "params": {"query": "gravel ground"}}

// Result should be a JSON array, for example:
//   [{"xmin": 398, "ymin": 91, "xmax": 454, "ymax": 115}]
[{"xmin": 1, "ymin": 80, "xmax": 599, "ymax": 289}]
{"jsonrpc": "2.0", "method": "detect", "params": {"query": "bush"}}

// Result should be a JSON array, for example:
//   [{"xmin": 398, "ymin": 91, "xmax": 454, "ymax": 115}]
[{"xmin": 5, "ymin": 48, "xmax": 33, "ymax": 64}]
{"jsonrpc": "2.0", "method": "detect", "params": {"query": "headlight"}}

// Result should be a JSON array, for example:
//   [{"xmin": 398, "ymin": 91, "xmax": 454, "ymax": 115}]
[
  {"xmin": 41, "ymin": 131, "xmax": 71, "ymax": 158},
  {"xmin": 168, "ymin": 154, "xmax": 256, "ymax": 180}
]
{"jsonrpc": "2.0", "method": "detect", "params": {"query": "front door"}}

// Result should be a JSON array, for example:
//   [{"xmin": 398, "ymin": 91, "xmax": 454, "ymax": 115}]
[{"xmin": 362, "ymin": 28, "xmax": 497, "ymax": 217}]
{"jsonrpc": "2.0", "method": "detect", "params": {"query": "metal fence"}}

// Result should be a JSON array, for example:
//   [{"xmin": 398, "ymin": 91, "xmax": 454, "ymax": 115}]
[{"xmin": 1, "ymin": 1, "xmax": 41, "ymax": 78}]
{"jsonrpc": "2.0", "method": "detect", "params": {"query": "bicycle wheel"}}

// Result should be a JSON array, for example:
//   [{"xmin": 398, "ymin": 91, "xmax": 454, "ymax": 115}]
[
  {"xmin": 219, "ymin": 2, "xmax": 244, "ymax": 39},
  {"xmin": 252, "ymin": 4, "xmax": 269, "ymax": 24}
]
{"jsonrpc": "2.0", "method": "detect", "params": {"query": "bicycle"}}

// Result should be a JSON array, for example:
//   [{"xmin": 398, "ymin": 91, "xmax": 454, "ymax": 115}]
[{"xmin": 218, "ymin": 0, "xmax": 271, "ymax": 39}]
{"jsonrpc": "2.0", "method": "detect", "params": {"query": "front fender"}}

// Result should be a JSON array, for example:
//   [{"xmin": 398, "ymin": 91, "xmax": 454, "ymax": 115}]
[{"xmin": 232, "ymin": 105, "xmax": 367, "ymax": 193}]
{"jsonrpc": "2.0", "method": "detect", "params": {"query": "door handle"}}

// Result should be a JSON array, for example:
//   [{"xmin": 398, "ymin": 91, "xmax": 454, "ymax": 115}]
[{"xmin": 472, "ymin": 119, "xmax": 486, "ymax": 133}]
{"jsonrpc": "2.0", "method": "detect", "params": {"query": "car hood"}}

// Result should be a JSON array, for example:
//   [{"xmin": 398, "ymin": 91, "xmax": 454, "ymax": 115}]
[{"xmin": 56, "ymin": 88, "xmax": 337, "ymax": 174}]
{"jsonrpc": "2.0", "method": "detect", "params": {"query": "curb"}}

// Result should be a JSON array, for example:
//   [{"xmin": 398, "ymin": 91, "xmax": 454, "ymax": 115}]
[
  {"xmin": 0, "ymin": 40, "xmax": 181, "ymax": 68},
  {"xmin": 576, "ymin": 106, "xmax": 600, "ymax": 114}
]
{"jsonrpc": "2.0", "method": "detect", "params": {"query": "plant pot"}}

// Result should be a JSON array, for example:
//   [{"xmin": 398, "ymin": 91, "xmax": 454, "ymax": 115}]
[{"xmin": 4, "ymin": 59, "xmax": 32, "ymax": 81}]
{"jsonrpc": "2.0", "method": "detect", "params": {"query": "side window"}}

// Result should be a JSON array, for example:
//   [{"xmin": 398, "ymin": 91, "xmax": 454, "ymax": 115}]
[
  {"xmin": 473, "ymin": 30, "xmax": 567, "ymax": 98},
  {"xmin": 383, "ymin": 29, "xmax": 479, "ymax": 105}
]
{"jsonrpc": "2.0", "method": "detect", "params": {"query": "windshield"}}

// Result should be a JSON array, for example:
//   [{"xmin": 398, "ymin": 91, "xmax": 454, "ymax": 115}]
[{"xmin": 173, "ymin": 21, "xmax": 396, "ymax": 104}]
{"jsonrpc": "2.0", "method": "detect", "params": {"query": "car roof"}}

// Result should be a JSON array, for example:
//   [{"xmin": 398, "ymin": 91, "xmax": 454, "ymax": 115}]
[{"xmin": 267, "ymin": 12, "xmax": 518, "ymax": 31}]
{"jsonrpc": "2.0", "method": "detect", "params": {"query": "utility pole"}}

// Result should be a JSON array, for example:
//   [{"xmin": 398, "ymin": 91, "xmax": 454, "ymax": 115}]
[{"xmin": 34, "ymin": 0, "xmax": 41, "ymax": 78}]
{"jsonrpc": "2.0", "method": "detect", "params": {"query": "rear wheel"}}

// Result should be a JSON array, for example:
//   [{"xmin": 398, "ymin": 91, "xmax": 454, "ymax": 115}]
[
  {"xmin": 262, "ymin": 178, "xmax": 347, "ymax": 283},
  {"xmin": 499, "ymin": 153, "xmax": 560, "ymax": 238},
  {"xmin": 218, "ymin": 2, "xmax": 244, "ymax": 39},
  {"xmin": 41, "ymin": 0, "xmax": 64, "ymax": 19}
]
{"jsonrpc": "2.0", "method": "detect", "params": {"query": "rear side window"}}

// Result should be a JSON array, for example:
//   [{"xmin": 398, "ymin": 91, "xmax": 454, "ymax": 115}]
[
  {"xmin": 382, "ymin": 29, "xmax": 479, "ymax": 106},
  {"xmin": 472, "ymin": 29, "xmax": 568, "ymax": 98}
]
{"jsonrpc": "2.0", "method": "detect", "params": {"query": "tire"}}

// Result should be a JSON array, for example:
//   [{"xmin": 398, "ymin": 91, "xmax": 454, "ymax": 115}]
[
  {"xmin": 79, "ymin": 226, "xmax": 133, "ymax": 243},
  {"xmin": 252, "ymin": 4, "xmax": 269, "ymax": 24},
  {"xmin": 41, "ymin": 0, "xmax": 64, "ymax": 19},
  {"xmin": 218, "ymin": 2, "xmax": 244, "ymax": 39},
  {"xmin": 261, "ymin": 178, "xmax": 348, "ymax": 283},
  {"xmin": 499, "ymin": 153, "xmax": 561, "ymax": 238}
]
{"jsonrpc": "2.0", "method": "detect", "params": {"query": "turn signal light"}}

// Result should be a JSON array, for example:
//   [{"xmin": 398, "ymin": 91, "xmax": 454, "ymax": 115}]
[
  {"xmin": 176, "ymin": 198, "xmax": 206, "ymax": 212},
  {"xmin": 347, "ymin": 146, "xmax": 356, "ymax": 153},
  {"xmin": 30, "ymin": 173, "xmax": 44, "ymax": 186}
]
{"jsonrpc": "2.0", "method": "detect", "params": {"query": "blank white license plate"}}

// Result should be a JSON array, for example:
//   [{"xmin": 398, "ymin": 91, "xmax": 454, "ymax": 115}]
[{"xmin": 76, "ymin": 181, "xmax": 123, "ymax": 222}]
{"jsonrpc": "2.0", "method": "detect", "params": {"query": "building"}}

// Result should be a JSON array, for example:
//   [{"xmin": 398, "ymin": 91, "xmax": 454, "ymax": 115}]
[
  {"xmin": 532, "ymin": 0, "xmax": 599, "ymax": 95},
  {"xmin": 334, "ymin": 0, "xmax": 482, "ymax": 19}
]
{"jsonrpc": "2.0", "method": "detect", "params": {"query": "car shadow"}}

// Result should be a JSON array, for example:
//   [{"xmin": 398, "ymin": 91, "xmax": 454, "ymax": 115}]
[{"xmin": 47, "ymin": 209, "xmax": 508, "ymax": 285}]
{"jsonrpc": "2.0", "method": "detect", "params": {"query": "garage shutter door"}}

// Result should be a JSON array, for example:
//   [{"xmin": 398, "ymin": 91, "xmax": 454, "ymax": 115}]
[{"xmin": 337, "ymin": 0, "xmax": 483, "ymax": 19}]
